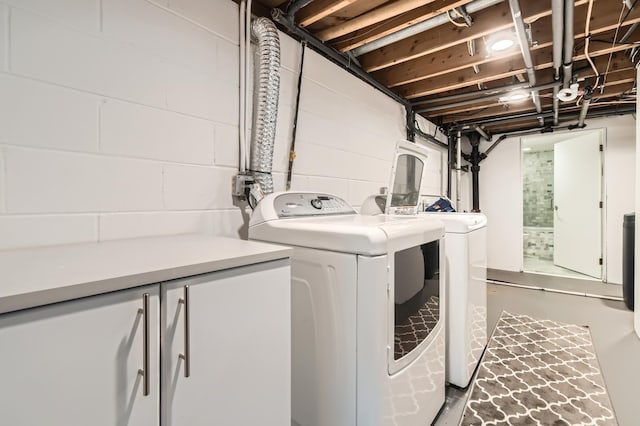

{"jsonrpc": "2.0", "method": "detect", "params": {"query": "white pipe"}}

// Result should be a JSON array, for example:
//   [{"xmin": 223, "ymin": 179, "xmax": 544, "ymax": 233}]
[
  {"xmin": 351, "ymin": 0, "xmax": 503, "ymax": 56},
  {"xmin": 456, "ymin": 130, "xmax": 462, "ymax": 210},
  {"xmin": 508, "ymin": 0, "xmax": 543, "ymax": 125},
  {"xmin": 551, "ymin": 0, "xmax": 563, "ymax": 76},
  {"xmin": 245, "ymin": 0, "xmax": 253, "ymax": 170},
  {"xmin": 239, "ymin": 0, "xmax": 246, "ymax": 173},
  {"xmin": 562, "ymin": 0, "xmax": 574, "ymax": 88},
  {"xmin": 551, "ymin": 0, "xmax": 563, "ymax": 125}
]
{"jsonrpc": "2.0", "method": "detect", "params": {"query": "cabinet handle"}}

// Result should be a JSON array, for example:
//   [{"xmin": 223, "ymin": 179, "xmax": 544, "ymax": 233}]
[
  {"xmin": 179, "ymin": 285, "xmax": 191, "ymax": 378},
  {"xmin": 138, "ymin": 293, "xmax": 150, "ymax": 396}
]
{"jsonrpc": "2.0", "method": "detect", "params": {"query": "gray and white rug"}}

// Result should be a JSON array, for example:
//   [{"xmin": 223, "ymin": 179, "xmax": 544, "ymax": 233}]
[{"xmin": 460, "ymin": 312, "xmax": 617, "ymax": 425}]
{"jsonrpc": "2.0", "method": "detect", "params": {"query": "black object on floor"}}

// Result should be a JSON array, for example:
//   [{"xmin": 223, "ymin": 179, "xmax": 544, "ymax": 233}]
[{"xmin": 623, "ymin": 213, "xmax": 635, "ymax": 311}]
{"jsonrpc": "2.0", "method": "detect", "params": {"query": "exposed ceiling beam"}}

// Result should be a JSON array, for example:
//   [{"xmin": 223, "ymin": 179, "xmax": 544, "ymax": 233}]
[
  {"xmin": 359, "ymin": 0, "xmax": 640, "ymax": 73},
  {"xmin": 417, "ymin": 82, "xmax": 561, "ymax": 113},
  {"xmin": 296, "ymin": 0, "xmax": 358, "ymax": 27},
  {"xmin": 375, "ymin": 7, "xmax": 640, "ymax": 88},
  {"xmin": 440, "ymin": 82, "xmax": 634, "ymax": 124},
  {"xmin": 358, "ymin": 0, "xmax": 581, "ymax": 72},
  {"xmin": 316, "ymin": 0, "xmax": 440, "ymax": 41},
  {"xmin": 417, "ymin": 56, "xmax": 635, "ymax": 112},
  {"xmin": 398, "ymin": 43, "xmax": 636, "ymax": 99},
  {"xmin": 411, "ymin": 52, "xmax": 635, "ymax": 107},
  {"xmin": 332, "ymin": 0, "xmax": 476, "ymax": 52}
]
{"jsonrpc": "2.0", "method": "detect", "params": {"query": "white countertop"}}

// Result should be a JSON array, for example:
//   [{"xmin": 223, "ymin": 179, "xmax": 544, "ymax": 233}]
[{"xmin": 0, "ymin": 234, "xmax": 291, "ymax": 315}]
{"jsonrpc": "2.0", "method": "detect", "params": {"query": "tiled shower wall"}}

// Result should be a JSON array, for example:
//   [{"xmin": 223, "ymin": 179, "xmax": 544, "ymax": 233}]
[
  {"xmin": 523, "ymin": 227, "xmax": 554, "ymax": 260},
  {"xmin": 0, "ymin": 0, "xmax": 448, "ymax": 251},
  {"xmin": 523, "ymin": 150, "xmax": 554, "ymax": 227}
]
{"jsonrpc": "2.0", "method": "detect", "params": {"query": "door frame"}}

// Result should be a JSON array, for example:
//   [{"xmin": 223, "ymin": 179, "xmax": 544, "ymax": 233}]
[{"xmin": 520, "ymin": 128, "xmax": 607, "ymax": 282}]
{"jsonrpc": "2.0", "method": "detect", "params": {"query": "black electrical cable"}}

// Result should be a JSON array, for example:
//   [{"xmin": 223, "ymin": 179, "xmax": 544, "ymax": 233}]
[{"xmin": 286, "ymin": 41, "xmax": 306, "ymax": 191}]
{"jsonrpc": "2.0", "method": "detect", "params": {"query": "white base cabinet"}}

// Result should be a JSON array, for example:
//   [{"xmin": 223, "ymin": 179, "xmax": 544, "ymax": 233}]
[
  {"xmin": 0, "ymin": 285, "xmax": 160, "ymax": 426},
  {"xmin": 161, "ymin": 260, "xmax": 291, "ymax": 426},
  {"xmin": 0, "ymin": 258, "xmax": 290, "ymax": 426}
]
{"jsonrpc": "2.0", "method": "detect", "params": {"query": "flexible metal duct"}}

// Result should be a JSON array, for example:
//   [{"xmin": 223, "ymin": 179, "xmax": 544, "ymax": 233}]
[{"xmin": 250, "ymin": 17, "xmax": 280, "ymax": 196}]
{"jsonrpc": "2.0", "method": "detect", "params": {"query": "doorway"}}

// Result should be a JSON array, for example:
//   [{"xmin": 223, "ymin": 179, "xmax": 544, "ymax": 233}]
[{"xmin": 521, "ymin": 130, "xmax": 604, "ymax": 281}]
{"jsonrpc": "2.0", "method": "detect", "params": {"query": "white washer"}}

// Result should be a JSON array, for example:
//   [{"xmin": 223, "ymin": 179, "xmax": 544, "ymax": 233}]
[
  {"xmin": 422, "ymin": 212, "xmax": 487, "ymax": 388},
  {"xmin": 249, "ymin": 191, "xmax": 446, "ymax": 426}
]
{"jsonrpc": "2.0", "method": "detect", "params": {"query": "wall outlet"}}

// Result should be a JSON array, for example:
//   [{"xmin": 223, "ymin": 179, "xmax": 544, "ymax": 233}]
[{"xmin": 232, "ymin": 174, "xmax": 254, "ymax": 200}]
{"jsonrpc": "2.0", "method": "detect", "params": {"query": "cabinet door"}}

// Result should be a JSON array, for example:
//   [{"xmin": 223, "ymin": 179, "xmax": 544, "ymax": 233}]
[
  {"xmin": 162, "ymin": 259, "xmax": 290, "ymax": 426},
  {"xmin": 0, "ymin": 285, "xmax": 160, "ymax": 426}
]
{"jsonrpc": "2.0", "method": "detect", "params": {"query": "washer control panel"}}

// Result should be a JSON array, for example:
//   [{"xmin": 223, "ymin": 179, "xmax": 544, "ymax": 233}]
[{"xmin": 274, "ymin": 192, "xmax": 356, "ymax": 218}]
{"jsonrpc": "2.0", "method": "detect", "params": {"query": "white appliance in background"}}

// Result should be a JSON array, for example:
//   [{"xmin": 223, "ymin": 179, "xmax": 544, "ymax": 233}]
[
  {"xmin": 422, "ymin": 212, "xmax": 487, "ymax": 388},
  {"xmin": 249, "ymin": 191, "xmax": 446, "ymax": 426},
  {"xmin": 361, "ymin": 140, "xmax": 488, "ymax": 389}
]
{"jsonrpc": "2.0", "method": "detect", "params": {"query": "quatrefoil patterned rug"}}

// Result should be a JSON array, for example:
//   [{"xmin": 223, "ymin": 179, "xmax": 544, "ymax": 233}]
[{"xmin": 460, "ymin": 312, "xmax": 617, "ymax": 425}]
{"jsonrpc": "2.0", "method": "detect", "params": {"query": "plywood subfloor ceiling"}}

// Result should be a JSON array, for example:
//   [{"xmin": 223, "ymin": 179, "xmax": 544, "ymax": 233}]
[{"xmin": 256, "ymin": 0, "xmax": 639, "ymax": 136}]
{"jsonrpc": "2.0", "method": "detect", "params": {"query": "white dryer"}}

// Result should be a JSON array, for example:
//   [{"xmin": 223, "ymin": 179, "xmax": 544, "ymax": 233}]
[
  {"xmin": 361, "ymin": 140, "xmax": 488, "ymax": 388},
  {"xmin": 249, "ymin": 191, "xmax": 446, "ymax": 426}
]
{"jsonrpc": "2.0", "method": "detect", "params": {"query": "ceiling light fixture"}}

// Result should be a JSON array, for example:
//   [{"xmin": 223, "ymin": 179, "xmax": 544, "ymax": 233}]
[
  {"xmin": 499, "ymin": 90, "xmax": 530, "ymax": 103},
  {"xmin": 487, "ymin": 32, "xmax": 517, "ymax": 52},
  {"xmin": 490, "ymin": 38, "xmax": 515, "ymax": 51}
]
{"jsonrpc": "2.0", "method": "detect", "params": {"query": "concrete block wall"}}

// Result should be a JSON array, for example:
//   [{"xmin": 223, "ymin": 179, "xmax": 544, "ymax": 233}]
[{"xmin": 0, "ymin": 0, "xmax": 447, "ymax": 250}]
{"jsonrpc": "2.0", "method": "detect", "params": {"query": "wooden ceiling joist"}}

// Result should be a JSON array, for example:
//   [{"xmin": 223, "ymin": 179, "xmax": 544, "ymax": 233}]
[
  {"xmin": 358, "ymin": 0, "xmax": 583, "ymax": 72},
  {"xmin": 296, "ymin": 0, "xmax": 359, "ymax": 27},
  {"xmin": 316, "ymin": 0, "xmax": 440, "ymax": 41},
  {"xmin": 376, "ymin": 6, "xmax": 640, "ymax": 89},
  {"xmin": 257, "ymin": 0, "xmax": 638, "ymax": 134},
  {"xmin": 332, "ymin": 0, "xmax": 476, "ymax": 52},
  {"xmin": 444, "ymin": 75, "xmax": 635, "ymax": 126},
  {"xmin": 399, "ymin": 42, "xmax": 635, "ymax": 99}
]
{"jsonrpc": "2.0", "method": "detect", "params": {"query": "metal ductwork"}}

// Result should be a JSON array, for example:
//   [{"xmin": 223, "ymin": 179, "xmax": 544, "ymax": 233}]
[
  {"xmin": 250, "ymin": 17, "xmax": 281, "ymax": 197},
  {"xmin": 351, "ymin": 0, "xmax": 503, "ymax": 57},
  {"xmin": 508, "ymin": 0, "xmax": 543, "ymax": 125}
]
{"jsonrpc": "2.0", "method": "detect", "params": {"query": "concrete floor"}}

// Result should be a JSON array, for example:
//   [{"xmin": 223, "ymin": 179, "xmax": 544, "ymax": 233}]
[{"xmin": 434, "ymin": 282, "xmax": 639, "ymax": 426}]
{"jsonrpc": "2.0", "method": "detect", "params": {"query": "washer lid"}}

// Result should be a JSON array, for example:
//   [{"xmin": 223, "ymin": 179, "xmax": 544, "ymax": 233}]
[
  {"xmin": 249, "ymin": 192, "xmax": 443, "ymax": 255},
  {"xmin": 420, "ymin": 212, "xmax": 487, "ymax": 233}
]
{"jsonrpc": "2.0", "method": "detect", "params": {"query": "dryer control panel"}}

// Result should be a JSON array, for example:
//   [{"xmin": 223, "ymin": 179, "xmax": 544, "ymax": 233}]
[{"xmin": 274, "ymin": 193, "xmax": 355, "ymax": 218}]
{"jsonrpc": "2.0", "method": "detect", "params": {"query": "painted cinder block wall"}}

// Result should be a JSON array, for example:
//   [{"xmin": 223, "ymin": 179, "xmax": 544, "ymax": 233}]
[{"xmin": 0, "ymin": 0, "xmax": 447, "ymax": 251}]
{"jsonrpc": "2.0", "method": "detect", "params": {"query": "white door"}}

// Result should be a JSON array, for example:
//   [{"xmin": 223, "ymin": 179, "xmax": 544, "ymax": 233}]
[
  {"xmin": 161, "ymin": 260, "xmax": 290, "ymax": 426},
  {"xmin": 553, "ymin": 132, "xmax": 603, "ymax": 278},
  {"xmin": 0, "ymin": 285, "xmax": 160, "ymax": 426}
]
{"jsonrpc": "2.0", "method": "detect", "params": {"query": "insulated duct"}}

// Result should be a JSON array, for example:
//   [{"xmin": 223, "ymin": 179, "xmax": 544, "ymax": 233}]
[{"xmin": 250, "ymin": 17, "xmax": 281, "ymax": 196}]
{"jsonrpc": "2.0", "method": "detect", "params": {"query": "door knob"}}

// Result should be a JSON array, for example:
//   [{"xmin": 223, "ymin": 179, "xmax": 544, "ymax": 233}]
[{"xmin": 554, "ymin": 205, "xmax": 558, "ymax": 211}]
